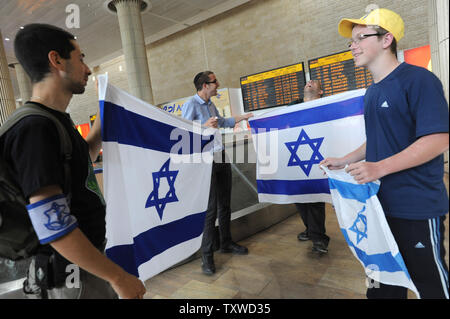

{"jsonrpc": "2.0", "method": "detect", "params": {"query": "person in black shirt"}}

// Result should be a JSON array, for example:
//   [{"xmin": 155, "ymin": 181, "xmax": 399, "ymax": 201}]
[
  {"xmin": 0, "ymin": 24, "xmax": 146, "ymax": 299},
  {"xmin": 288, "ymin": 80, "xmax": 330, "ymax": 253}
]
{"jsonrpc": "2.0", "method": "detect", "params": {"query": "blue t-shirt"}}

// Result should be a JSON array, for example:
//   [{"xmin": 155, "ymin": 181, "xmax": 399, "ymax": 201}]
[{"xmin": 364, "ymin": 62, "xmax": 449, "ymax": 220}]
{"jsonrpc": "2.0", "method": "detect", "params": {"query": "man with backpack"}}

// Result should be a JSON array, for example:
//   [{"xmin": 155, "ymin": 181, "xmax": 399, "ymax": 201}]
[{"xmin": 0, "ymin": 24, "xmax": 146, "ymax": 299}]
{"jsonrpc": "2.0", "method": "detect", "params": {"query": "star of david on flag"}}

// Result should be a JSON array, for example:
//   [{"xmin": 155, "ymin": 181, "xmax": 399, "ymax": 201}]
[
  {"xmin": 322, "ymin": 166, "xmax": 420, "ymax": 298},
  {"xmin": 285, "ymin": 129, "xmax": 324, "ymax": 176},
  {"xmin": 98, "ymin": 75, "xmax": 214, "ymax": 282},
  {"xmin": 349, "ymin": 206, "xmax": 368, "ymax": 244},
  {"xmin": 249, "ymin": 89, "xmax": 367, "ymax": 204},
  {"xmin": 146, "ymin": 159, "xmax": 179, "ymax": 220}
]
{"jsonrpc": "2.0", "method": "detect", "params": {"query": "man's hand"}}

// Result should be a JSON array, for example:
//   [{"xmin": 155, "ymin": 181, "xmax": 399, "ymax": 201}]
[
  {"xmin": 320, "ymin": 157, "xmax": 347, "ymax": 170},
  {"xmin": 204, "ymin": 117, "xmax": 218, "ymax": 128},
  {"xmin": 345, "ymin": 161, "xmax": 385, "ymax": 184},
  {"xmin": 234, "ymin": 113, "xmax": 254, "ymax": 124},
  {"xmin": 110, "ymin": 271, "xmax": 146, "ymax": 299}
]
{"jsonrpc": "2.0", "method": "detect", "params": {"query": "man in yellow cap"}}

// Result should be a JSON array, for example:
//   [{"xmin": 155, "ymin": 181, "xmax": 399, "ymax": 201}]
[{"xmin": 321, "ymin": 8, "xmax": 449, "ymax": 299}]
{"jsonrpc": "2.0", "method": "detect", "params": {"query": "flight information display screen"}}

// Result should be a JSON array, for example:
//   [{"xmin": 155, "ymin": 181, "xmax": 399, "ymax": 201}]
[
  {"xmin": 240, "ymin": 62, "xmax": 306, "ymax": 112},
  {"xmin": 308, "ymin": 50, "xmax": 373, "ymax": 96}
]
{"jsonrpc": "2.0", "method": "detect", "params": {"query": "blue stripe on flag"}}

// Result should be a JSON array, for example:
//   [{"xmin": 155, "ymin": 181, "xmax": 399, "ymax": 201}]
[
  {"xmin": 256, "ymin": 179, "xmax": 330, "ymax": 195},
  {"xmin": 106, "ymin": 211, "xmax": 206, "ymax": 277},
  {"xmin": 250, "ymin": 96, "xmax": 364, "ymax": 134},
  {"xmin": 328, "ymin": 178, "xmax": 379, "ymax": 204},
  {"xmin": 341, "ymin": 229, "xmax": 410, "ymax": 277},
  {"xmin": 100, "ymin": 101, "xmax": 214, "ymax": 153}
]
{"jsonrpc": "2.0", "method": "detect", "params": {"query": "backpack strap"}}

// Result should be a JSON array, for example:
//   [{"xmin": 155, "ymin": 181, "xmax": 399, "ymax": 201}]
[{"xmin": 0, "ymin": 103, "xmax": 73, "ymax": 199}]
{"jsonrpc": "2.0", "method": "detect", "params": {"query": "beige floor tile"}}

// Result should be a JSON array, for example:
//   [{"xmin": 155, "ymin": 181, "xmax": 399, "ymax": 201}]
[
  {"xmin": 232, "ymin": 291, "xmax": 268, "ymax": 299},
  {"xmin": 145, "ymin": 272, "xmax": 191, "ymax": 298},
  {"xmin": 259, "ymin": 277, "xmax": 328, "ymax": 299},
  {"xmin": 220, "ymin": 254, "xmax": 273, "ymax": 276},
  {"xmin": 257, "ymin": 278, "xmax": 282, "ymax": 299},
  {"xmin": 148, "ymin": 294, "xmax": 169, "ymax": 299},
  {"xmin": 213, "ymin": 268, "xmax": 272, "ymax": 295},
  {"xmin": 318, "ymin": 266, "xmax": 367, "ymax": 295},
  {"xmin": 244, "ymin": 231, "xmax": 285, "ymax": 244},
  {"xmin": 170, "ymin": 279, "xmax": 238, "ymax": 299},
  {"xmin": 269, "ymin": 259, "xmax": 328, "ymax": 286}
]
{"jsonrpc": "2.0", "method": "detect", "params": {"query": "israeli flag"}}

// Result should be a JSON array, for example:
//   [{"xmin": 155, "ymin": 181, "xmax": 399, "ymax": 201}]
[
  {"xmin": 322, "ymin": 166, "xmax": 420, "ymax": 298},
  {"xmin": 97, "ymin": 75, "xmax": 214, "ymax": 281},
  {"xmin": 249, "ymin": 89, "xmax": 366, "ymax": 204}
]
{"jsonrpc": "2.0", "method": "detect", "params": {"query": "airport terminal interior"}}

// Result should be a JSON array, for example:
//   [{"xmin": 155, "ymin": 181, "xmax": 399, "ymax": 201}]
[{"xmin": 0, "ymin": 0, "xmax": 449, "ymax": 299}]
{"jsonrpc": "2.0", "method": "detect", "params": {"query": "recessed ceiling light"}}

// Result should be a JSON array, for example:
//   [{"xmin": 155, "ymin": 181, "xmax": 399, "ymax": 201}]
[
  {"xmin": 20, "ymin": 26, "xmax": 24, "ymax": 29},
  {"xmin": 5, "ymin": 38, "xmax": 10, "ymax": 41}
]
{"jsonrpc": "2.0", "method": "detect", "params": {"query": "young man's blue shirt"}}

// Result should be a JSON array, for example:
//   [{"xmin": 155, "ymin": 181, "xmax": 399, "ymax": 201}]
[{"xmin": 364, "ymin": 62, "xmax": 449, "ymax": 220}]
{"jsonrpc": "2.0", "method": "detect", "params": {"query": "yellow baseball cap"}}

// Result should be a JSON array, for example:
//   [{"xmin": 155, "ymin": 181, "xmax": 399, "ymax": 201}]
[{"xmin": 338, "ymin": 8, "xmax": 404, "ymax": 42}]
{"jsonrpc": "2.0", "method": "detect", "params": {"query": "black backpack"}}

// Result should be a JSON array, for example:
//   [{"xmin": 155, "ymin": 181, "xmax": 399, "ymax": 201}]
[{"xmin": 0, "ymin": 103, "xmax": 72, "ymax": 261}]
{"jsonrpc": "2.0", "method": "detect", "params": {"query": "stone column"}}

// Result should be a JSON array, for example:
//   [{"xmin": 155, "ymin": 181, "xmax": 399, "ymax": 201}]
[
  {"xmin": 428, "ymin": 0, "xmax": 449, "ymax": 102},
  {"xmin": 428, "ymin": 0, "xmax": 449, "ymax": 172},
  {"xmin": 0, "ymin": 30, "xmax": 17, "ymax": 125},
  {"xmin": 9, "ymin": 62, "xmax": 32, "ymax": 105},
  {"xmin": 109, "ymin": 0, "xmax": 153, "ymax": 104}
]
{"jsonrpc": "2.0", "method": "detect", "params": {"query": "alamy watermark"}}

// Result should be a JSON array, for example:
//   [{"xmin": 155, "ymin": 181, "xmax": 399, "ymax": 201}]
[
  {"xmin": 66, "ymin": 4, "xmax": 80, "ymax": 29},
  {"xmin": 365, "ymin": 264, "xmax": 381, "ymax": 289},
  {"xmin": 65, "ymin": 264, "xmax": 80, "ymax": 289},
  {"xmin": 168, "ymin": 124, "xmax": 280, "ymax": 175}
]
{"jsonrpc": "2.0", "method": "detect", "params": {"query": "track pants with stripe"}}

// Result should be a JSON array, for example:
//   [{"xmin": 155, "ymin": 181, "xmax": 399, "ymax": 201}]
[{"xmin": 367, "ymin": 215, "xmax": 449, "ymax": 299}]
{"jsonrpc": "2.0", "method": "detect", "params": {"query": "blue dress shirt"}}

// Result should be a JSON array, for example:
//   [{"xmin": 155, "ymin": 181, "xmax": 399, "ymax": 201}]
[{"xmin": 181, "ymin": 94, "xmax": 235, "ymax": 128}]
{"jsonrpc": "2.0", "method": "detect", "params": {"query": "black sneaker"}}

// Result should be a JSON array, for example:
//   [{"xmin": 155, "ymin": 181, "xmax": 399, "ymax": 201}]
[
  {"xmin": 220, "ymin": 242, "xmax": 248, "ymax": 255},
  {"xmin": 297, "ymin": 231, "xmax": 310, "ymax": 241},
  {"xmin": 312, "ymin": 241, "xmax": 328, "ymax": 253},
  {"xmin": 201, "ymin": 255, "xmax": 216, "ymax": 275}
]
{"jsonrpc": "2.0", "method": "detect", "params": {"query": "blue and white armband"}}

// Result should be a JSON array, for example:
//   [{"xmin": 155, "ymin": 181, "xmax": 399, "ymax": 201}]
[{"xmin": 26, "ymin": 194, "xmax": 78, "ymax": 244}]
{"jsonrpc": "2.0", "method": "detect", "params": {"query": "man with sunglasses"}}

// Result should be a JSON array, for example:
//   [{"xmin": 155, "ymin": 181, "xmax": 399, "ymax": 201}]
[
  {"xmin": 321, "ymin": 8, "xmax": 449, "ymax": 299},
  {"xmin": 182, "ymin": 71, "xmax": 253, "ymax": 275}
]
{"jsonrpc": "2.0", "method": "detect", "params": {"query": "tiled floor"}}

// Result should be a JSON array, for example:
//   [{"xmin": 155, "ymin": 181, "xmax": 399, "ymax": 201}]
[{"xmin": 143, "ymin": 174, "xmax": 449, "ymax": 299}]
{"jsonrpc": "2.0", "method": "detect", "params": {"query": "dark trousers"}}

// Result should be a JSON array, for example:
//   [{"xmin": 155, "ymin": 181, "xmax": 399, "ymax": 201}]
[
  {"xmin": 201, "ymin": 161, "xmax": 233, "ymax": 257},
  {"xmin": 295, "ymin": 202, "xmax": 329, "ymax": 244},
  {"xmin": 367, "ymin": 215, "xmax": 449, "ymax": 299}
]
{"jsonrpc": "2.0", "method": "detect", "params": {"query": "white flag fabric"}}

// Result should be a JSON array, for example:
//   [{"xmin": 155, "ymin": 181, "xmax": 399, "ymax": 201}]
[
  {"xmin": 249, "ymin": 89, "xmax": 366, "ymax": 204},
  {"xmin": 97, "ymin": 75, "xmax": 214, "ymax": 281},
  {"xmin": 321, "ymin": 166, "xmax": 420, "ymax": 298}
]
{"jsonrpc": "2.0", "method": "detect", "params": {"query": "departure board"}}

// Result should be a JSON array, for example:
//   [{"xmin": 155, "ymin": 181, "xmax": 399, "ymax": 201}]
[
  {"xmin": 240, "ymin": 62, "xmax": 306, "ymax": 112},
  {"xmin": 308, "ymin": 51, "xmax": 373, "ymax": 96}
]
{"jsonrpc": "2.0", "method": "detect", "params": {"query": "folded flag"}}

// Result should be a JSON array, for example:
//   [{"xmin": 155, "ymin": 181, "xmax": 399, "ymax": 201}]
[
  {"xmin": 322, "ymin": 166, "xmax": 420, "ymax": 298},
  {"xmin": 97, "ymin": 75, "xmax": 214, "ymax": 281},
  {"xmin": 249, "ymin": 89, "xmax": 366, "ymax": 204}
]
